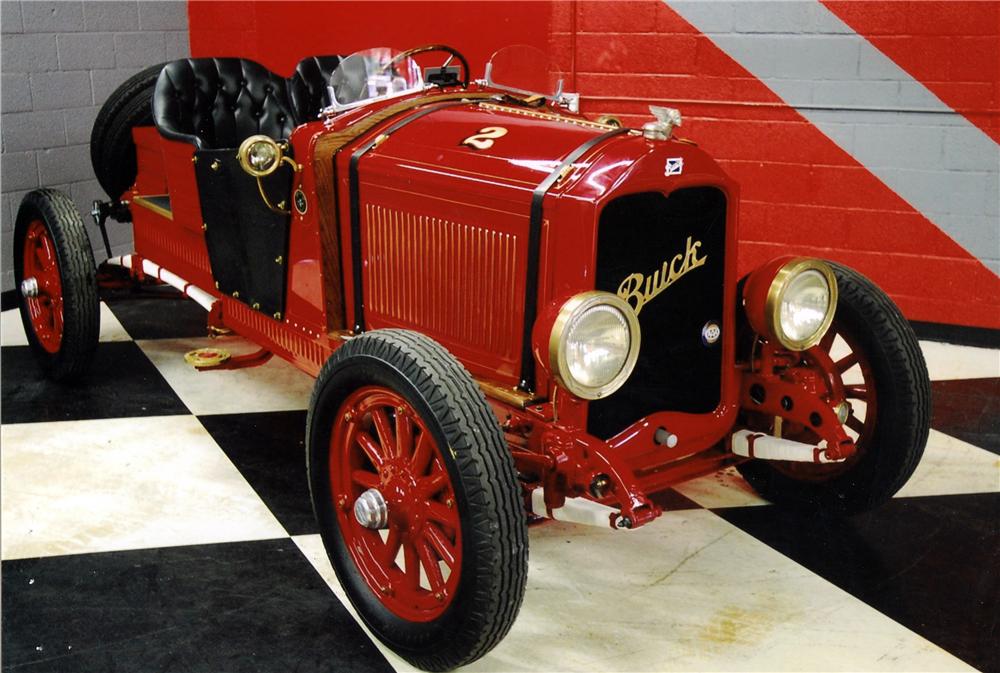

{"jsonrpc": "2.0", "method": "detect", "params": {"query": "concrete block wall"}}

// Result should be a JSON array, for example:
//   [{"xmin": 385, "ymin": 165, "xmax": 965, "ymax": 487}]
[{"xmin": 1, "ymin": 0, "xmax": 190, "ymax": 292}]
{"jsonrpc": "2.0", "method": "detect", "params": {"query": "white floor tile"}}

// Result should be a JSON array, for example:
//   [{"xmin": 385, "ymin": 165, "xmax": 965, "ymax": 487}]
[
  {"xmin": 1, "ymin": 303, "xmax": 130, "ymax": 347},
  {"xmin": 673, "ymin": 466, "xmax": 769, "ymax": 509},
  {"xmin": 897, "ymin": 429, "xmax": 1000, "ymax": 498},
  {"xmin": 136, "ymin": 336, "xmax": 314, "ymax": 415},
  {"xmin": 919, "ymin": 340, "xmax": 1000, "ymax": 381},
  {"xmin": 295, "ymin": 509, "xmax": 970, "ymax": 672},
  {"xmin": 1, "ymin": 415, "xmax": 287, "ymax": 560}
]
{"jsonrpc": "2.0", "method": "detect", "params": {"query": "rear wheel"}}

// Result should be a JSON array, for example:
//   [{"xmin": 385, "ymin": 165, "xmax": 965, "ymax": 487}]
[
  {"xmin": 90, "ymin": 63, "xmax": 164, "ymax": 200},
  {"xmin": 737, "ymin": 262, "xmax": 930, "ymax": 515},
  {"xmin": 307, "ymin": 329, "xmax": 528, "ymax": 671},
  {"xmin": 13, "ymin": 189, "xmax": 100, "ymax": 381}
]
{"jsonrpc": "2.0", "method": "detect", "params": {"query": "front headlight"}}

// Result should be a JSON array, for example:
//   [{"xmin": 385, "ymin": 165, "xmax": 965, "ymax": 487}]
[
  {"xmin": 766, "ymin": 260, "xmax": 837, "ymax": 350},
  {"xmin": 550, "ymin": 292, "xmax": 640, "ymax": 399}
]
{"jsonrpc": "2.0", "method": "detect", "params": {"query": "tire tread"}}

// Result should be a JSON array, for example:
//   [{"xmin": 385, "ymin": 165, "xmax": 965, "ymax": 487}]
[
  {"xmin": 308, "ymin": 329, "xmax": 528, "ymax": 671},
  {"xmin": 14, "ymin": 189, "xmax": 99, "ymax": 381}
]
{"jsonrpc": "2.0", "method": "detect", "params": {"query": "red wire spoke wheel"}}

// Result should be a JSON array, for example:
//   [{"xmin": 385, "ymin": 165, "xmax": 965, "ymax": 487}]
[
  {"xmin": 330, "ymin": 385, "xmax": 462, "ymax": 622},
  {"xmin": 307, "ymin": 329, "xmax": 528, "ymax": 671},
  {"xmin": 13, "ymin": 189, "xmax": 99, "ymax": 381},
  {"xmin": 738, "ymin": 262, "xmax": 930, "ymax": 515}
]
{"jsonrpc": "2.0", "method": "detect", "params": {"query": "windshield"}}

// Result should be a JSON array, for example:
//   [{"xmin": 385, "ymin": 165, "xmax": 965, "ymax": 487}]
[
  {"xmin": 484, "ymin": 45, "xmax": 563, "ymax": 99},
  {"xmin": 327, "ymin": 47, "xmax": 424, "ymax": 112}
]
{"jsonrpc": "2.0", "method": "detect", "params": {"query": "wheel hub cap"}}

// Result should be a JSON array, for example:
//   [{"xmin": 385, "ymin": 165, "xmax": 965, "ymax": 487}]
[
  {"xmin": 354, "ymin": 488, "xmax": 389, "ymax": 529},
  {"xmin": 20, "ymin": 277, "xmax": 39, "ymax": 298}
]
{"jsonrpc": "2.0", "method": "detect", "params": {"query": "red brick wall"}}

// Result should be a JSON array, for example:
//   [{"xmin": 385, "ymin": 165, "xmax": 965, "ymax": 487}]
[{"xmin": 188, "ymin": 0, "xmax": 1000, "ymax": 329}]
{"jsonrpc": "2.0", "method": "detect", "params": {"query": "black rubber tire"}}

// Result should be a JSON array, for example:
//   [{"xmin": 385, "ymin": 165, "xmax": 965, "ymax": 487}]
[
  {"xmin": 13, "ymin": 189, "xmax": 100, "ymax": 381},
  {"xmin": 90, "ymin": 63, "xmax": 165, "ymax": 200},
  {"xmin": 307, "ymin": 329, "xmax": 528, "ymax": 671},
  {"xmin": 736, "ymin": 262, "xmax": 930, "ymax": 515}
]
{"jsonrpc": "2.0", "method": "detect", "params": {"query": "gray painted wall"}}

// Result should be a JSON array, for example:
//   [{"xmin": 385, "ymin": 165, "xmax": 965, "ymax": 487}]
[
  {"xmin": 670, "ymin": 0, "xmax": 1000, "ymax": 275},
  {"xmin": 1, "ymin": 0, "xmax": 190, "ymax": 292}
]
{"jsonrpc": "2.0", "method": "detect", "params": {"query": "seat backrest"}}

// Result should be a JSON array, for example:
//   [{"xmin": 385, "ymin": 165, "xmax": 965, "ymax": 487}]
[
  {"xmin": 153, "ymin": 58, "xmax": 297, "ymax": 149},
  {"xmin": 288, "ymin": 55, "xmax": 343, "ymax": 122}
]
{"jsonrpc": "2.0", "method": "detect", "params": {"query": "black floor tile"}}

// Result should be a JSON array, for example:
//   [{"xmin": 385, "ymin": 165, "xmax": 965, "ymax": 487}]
[
  {"xmin": 931, "ymin": 377, "xmax": 1000, "ymax": 455},
  {"xmin": 199, "ymin": 411, "xmax": 316, "ymax": 536},
  {"xmin": 1, "ymin": 539, "xmax": 392, "ymax": 673},
  {"xmin": 716, "ymin": 493, "xmax": 1000, "ymax": 673},
  {"xmin": 1, "ymin": 342, "xmax": 188, "ymax": 424},
  {"xmin": 104, "ymin": 289, "xmax": 209, "ymax": 340}
]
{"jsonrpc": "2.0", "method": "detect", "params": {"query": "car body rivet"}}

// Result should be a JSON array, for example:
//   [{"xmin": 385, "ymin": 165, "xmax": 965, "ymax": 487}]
[
  {"xmin": 434, "ymin": 591, "xmax": 444, "ymax": 602},
  {"xmin": 445, "ymin": 498, "xmax": 454, "ymax": 509},
  {"xmin": 210, "ymin": 159, "xmax": 221, "ymax": 171}
]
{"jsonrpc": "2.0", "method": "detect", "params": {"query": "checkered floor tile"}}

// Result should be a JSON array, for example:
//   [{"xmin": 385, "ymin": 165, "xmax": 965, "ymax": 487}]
[{"xmin": 2, "ymin": 294, "xmax": 997, "ymax": 672}]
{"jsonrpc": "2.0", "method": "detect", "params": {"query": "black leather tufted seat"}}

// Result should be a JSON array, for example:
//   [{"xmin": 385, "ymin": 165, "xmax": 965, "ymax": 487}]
[
  {"xmin": 288, "ymin": 55, "xmax": 343, "ymax": 122},
  {"xmin": 153, "ymin": 58, "xmax": 297, "ymax": 149}
]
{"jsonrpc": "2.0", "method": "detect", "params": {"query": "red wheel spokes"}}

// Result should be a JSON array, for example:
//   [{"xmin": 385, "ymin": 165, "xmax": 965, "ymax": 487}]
[
  {"xmin": 22, "ymin": 220, "xmax": 64, "ymax": 353},
  {"xmin": 356, "ymin": 431, "xmax": 387, "ymax": 469},
  {"xmin": 411, "ymin": 433, "xmax": 433, "ymax": 473},
  {"xmin": 844, "ymin": 384, "xmax": 868, "ymax": 401},
  {"xmin": 835, "ymin": 352, "xmax": 859, "ymax": 374},
  {"xmin": 331, "ymin": 386, "xmax": 462, "ymax": 622},
  {"xmin": 352, "ymin": 469, "xmax": 380, "ymax": 488}
]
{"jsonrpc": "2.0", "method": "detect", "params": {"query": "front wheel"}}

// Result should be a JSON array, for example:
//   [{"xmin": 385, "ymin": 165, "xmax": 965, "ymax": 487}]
[
  {"xmin": 307, "ymin": 329, "xmax": 528, "ymax": 671},
  {"xmin": 13, "ymin": 189, "xmax": 99, "ymax": 381},
  {"xmin": 737, "ymin": 262, "xmax": 930, "ymax": 515}
]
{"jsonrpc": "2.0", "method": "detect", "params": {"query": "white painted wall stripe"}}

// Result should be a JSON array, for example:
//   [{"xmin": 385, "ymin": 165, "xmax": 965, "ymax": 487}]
[{"xmin": 668, "ymin": 0, "xmax": 1000, "ymax": 275}]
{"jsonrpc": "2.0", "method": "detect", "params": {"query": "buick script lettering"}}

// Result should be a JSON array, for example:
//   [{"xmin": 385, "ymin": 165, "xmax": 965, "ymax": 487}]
[{"xmin": 617, "ymin": 236, "xmax": 707, "ymax": 315}]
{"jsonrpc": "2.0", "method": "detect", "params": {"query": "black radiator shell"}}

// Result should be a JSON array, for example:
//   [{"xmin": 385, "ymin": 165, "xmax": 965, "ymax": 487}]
[{"xmin": 588, "ymin": 188, "xmax": 727, "ymax": 440}]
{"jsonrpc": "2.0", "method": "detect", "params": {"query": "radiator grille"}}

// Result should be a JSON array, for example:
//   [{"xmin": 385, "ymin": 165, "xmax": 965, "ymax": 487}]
[{"xmin": 364, "ymin": 204, "xmax": 521, "ymax": 359}]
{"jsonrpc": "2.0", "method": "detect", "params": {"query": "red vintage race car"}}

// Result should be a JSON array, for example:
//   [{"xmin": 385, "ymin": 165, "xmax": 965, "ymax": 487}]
[{"xmin": 12, "ymin": 45, "xmax": 930, "ymax": 670}]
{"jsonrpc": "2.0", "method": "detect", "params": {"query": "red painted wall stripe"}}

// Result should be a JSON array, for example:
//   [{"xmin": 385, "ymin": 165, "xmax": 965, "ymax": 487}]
[{"xmin": 187, "ymin": 0, "xmax": 1000, "ymax": 329}]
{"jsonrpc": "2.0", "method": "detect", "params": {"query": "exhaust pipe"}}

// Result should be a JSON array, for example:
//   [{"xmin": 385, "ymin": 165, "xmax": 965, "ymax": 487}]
[{"xmin": 106, "ymin": 255, "xmax": 216, "ymax": 312}]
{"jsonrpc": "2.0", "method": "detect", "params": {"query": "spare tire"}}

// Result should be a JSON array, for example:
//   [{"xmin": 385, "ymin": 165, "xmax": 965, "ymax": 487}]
[{"xmin": 90, "ymin": 63, "xmax": 166, "ymax": 201}]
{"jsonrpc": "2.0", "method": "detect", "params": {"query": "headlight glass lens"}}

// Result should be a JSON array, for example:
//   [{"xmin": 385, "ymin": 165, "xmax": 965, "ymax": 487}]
[
  {"xmin": 564, "ymin": 304, "xmax": 631, "ymax": 389},
  {"xmin": 248, "ymin": 141, "xmax": 277, "ymax": 171},
  {"xmin": 779, "ymin": 269, "xmax": 831, "ymax": 344}
]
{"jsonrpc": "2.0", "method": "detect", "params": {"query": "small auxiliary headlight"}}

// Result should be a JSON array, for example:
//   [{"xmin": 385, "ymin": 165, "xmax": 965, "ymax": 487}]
[
  {"xmin": 766, "ymin": 259, "xmax": 837, "ymax": 350},
  {"xmin": 549, "ymin": 291, "xmax": 641, "ymax": 400},
  {"xmin": 238, "ymin": 135, "xmax": 282, "ymax": 177}
]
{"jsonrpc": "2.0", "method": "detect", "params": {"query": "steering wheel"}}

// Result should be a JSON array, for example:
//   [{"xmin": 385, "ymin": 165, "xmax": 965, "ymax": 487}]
[{"xmin": 384, "ymin": 44, "xmax": 470, "ymax": 88}]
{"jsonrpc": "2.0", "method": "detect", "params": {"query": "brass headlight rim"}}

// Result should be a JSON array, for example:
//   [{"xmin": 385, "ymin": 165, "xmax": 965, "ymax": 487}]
[
  {"xmin": 237, "ymin": 134, "xmax": 283, "ymax": 178},
  {"xmin": 764, "ymin": 258, "xmax": 838, "ymax": 351},
  {"xmin": 548, "ymin": 290, "xmax": 641, "ymax": 400}
]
